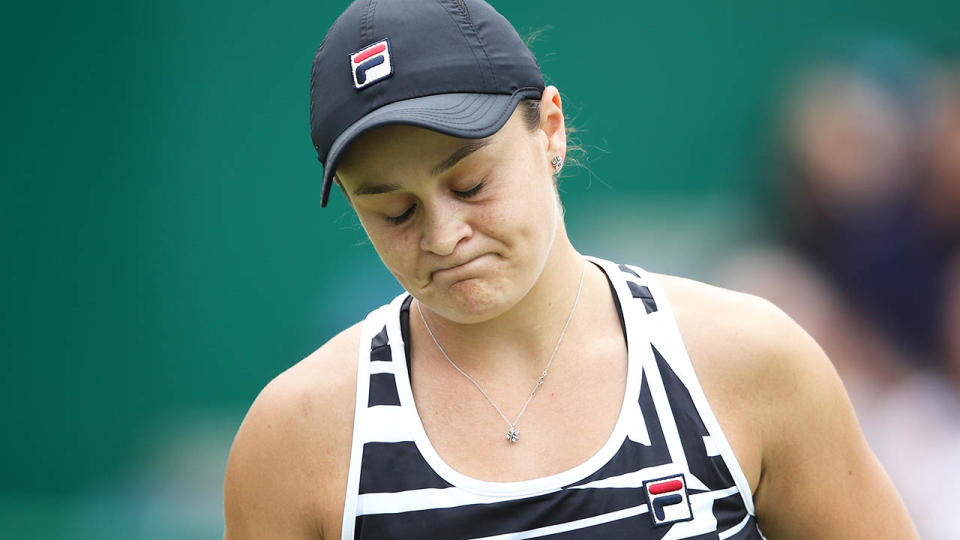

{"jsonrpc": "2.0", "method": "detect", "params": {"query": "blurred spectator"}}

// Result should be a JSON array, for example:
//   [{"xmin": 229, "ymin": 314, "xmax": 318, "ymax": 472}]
[
  {"xmin": 921, "ymin": 68, "xmax": 960, "ymax": 251},
  {"xmin": 777, "ymin": 43, "xmax": 952, "ymax": 360},
  {"xmin": 862, "ymin": 255, "xmax": 960, "ymax": 538},
  {"xmin": 763, "ymin": 43, "xmax": 960, "ymax": 534},
  {"xmin": 939, "ymin": 254, "xmax": 960, "ymax": 391}
]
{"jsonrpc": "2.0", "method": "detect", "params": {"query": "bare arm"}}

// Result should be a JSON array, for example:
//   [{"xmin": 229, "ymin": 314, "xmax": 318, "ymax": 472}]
[
  {"xmin": 224, "ymin": 376, "xmax": 322, "ymax": 539},
  {"xmin": 750, "ymin": 303, "xmax": 917, "ymax": 538},
  {"xmin": 661, "ymin": 275, "xmax": 916, "ymax": 538},
  {"xmin": 223, "ymin": 324, "xmax": 361, "ymax": 540}
]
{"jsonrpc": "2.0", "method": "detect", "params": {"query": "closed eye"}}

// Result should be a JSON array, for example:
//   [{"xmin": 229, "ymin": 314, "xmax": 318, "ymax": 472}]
[
  {"xmin": 384, "ymin": 181, "xmax": 482, "ymax": 225},
  {"xmin": 454, "ymin": 181, "xmax": 485, "ymax": 199},
  {"xmin": 386, "ymin": 205, "xmax": 416, "ymax": 225}
]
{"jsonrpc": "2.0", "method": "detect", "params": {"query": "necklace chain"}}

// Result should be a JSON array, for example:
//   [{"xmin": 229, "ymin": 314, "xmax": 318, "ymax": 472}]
[{"xmin": 416, "ymin": 257, "xmax": 587, "ymax": 443}]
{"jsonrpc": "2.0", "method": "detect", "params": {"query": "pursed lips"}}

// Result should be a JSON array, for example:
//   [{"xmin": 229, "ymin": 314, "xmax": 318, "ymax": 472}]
[{"xmin": 429, "ymin": 254, "xmax": 486, "ymax": 279}]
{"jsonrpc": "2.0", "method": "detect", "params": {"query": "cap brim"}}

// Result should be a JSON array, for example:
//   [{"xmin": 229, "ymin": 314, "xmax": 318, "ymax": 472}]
[{"xmin": 320, "ymin": 89, "xmax": 541, "ymax": 207}]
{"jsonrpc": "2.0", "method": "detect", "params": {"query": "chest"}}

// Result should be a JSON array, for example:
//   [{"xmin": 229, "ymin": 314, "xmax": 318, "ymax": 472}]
[{"xmin": 408, "ymin": 338, "xmax": 629, "ymax": 482}]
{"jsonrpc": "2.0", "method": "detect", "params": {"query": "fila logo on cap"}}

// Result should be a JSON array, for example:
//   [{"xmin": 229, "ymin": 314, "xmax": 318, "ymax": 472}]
[
  {"xmin": 643, "ymin": 474, "xmax": 693, "ymax": 527},
  {"xmin": 350, "ymin": 39, "xmax": 393, "ymax": 90}
]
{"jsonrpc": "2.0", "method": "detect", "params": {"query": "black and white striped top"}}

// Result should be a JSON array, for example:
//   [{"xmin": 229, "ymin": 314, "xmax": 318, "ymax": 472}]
[{"xmin": 341, "ymin": 256, "xmax": 764, "ymax": 539}]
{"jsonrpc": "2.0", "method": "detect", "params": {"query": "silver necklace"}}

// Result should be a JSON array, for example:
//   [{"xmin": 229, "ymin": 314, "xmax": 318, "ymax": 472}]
[{"xmin": 416, "ymin": 257, "xmax": 587, "ymax": 444}]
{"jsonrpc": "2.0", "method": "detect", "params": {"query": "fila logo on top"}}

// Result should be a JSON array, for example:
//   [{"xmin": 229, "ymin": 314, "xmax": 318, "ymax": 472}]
[
  {"xmin": 350, "ymin": 39, "xmax": 393, "ymax": 90},
  {"xmin": 643, "ymin": 474, "xmax": 693, "ymax": 527}
]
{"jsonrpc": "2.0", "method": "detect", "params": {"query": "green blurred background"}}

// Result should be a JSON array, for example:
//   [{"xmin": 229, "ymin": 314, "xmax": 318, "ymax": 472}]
[{"xmin": 3, "ymin": 1, "xmax": 959, "ymax": 538}]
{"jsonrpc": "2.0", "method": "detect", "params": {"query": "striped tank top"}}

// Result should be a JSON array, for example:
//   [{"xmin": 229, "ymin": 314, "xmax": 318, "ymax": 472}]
[{"xmin": 341, "ymin": 256, "xmax": 764, "ymax": 539}]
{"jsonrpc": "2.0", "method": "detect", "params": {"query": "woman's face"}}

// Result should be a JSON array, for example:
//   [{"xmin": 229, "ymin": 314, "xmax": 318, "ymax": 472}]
[{"xmin": 335, "ymin": 106, "xmax": 564, "ymax": 323}]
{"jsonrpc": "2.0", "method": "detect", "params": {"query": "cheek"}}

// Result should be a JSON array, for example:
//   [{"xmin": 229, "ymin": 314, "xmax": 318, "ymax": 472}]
[
  {"xmin": 483, "ymin": 173, "xmax": 557, "ymax": 255},
  {"xmin": 513, "ymin": 169, "xmax": 557, "ymax": 230},
  {"xmin": 361, "ymin": 218, "xmax": 418, "ymax": 279}
]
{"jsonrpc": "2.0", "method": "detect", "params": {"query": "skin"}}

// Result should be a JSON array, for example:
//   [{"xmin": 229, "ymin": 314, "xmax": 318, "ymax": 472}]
[{"xmin": 223, "ymin": 86, "xmax": 918, "ymax": 539}]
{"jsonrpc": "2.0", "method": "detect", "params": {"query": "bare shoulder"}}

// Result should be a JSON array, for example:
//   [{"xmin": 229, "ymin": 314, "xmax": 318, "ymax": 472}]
[
  {"xmin": 224, "ymin": 322, "xmax": 365, "ymax": 540},
  {"xmin": 652, "ymin": 272, "xmax": 851, "ymax": 405},
  {"xmin": 651, "ymin": 273, "xmax": 808, "ymax": 419},
  {"xmin": 652, "ymin": 272, "xmax": 799, "ymax": 363},
  {"xmin": 652, "ymin": 273, "xmax": 916, "ymax": 538}
]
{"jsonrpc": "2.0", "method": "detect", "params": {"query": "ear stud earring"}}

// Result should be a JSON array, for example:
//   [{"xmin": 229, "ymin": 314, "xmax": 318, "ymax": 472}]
[{"xmin": 551, "ymin": 155, "xmax": 563, "ymax": 172}]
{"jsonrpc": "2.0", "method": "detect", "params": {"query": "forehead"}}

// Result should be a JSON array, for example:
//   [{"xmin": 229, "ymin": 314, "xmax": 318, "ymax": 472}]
[
  {"xmin": 341, "ymin": 124, "xmax": 465, "ymax": 170},
  {"xmin": 336, "ymin": 109, "xmax": 529, "ymax": 183}
]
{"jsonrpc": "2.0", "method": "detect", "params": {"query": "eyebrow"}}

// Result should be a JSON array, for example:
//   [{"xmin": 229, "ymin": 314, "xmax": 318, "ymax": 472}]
[
  {"xmin": 351, "ymin": 181, "xmax": 403, "ymax": 196},
  {"xmin": 350, "ymin": 138, "xmax": 493, "ymax": 197}
]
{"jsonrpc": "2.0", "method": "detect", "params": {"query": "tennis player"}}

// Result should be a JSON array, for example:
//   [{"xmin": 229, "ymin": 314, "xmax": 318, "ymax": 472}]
[{"xmin": 224, "ymin": 1, "xmax": 917, "ymax": 538}]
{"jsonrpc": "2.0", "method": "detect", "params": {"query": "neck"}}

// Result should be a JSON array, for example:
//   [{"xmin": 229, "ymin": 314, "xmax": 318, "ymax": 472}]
[{"xmin": 414, "ymin": 231, "xmax": 592, "ymax": 376}]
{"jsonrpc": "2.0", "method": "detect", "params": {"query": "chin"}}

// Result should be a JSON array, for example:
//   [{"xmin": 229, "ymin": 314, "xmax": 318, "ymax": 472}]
[{"xmin": 432, "ymin": 279, "xmax": 516, "ymax": 323}]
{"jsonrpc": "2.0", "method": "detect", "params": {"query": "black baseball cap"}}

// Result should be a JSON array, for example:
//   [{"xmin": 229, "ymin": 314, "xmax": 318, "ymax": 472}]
[{"xmin": 309, "ymin": 0, "xmax": 545, "ymax": 207}]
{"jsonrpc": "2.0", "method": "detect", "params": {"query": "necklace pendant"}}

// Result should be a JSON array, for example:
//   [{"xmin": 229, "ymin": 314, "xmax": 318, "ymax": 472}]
[{"xmin": 506, "ymin": 427, "xmax": 520, "ymax": 443}]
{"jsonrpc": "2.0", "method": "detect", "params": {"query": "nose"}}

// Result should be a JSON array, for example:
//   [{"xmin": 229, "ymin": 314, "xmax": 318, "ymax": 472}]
[{"xmin": 419, "ymin": 199, "xmax": 471, "ymax": 256}]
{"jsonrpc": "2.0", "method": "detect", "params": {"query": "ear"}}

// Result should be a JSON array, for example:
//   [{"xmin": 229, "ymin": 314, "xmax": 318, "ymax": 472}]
[{"xmin": 539, "ymin": 86, "xmax": 567, "ymax": 168}]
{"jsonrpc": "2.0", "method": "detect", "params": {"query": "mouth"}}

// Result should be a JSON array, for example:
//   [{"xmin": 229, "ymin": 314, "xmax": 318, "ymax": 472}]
[
  {"xmin": 441, "ymin": 257, "xmax": 477, "ymax": 271},
  {"xmin": 429, "ymin": 254, "xmax": 489, "ymax": 281}
]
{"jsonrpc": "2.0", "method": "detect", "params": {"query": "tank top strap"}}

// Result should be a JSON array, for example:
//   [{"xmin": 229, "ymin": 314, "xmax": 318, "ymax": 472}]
[{"xmin": 622, "ymin": 261, "xmax": 757, "ymax": 517}]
